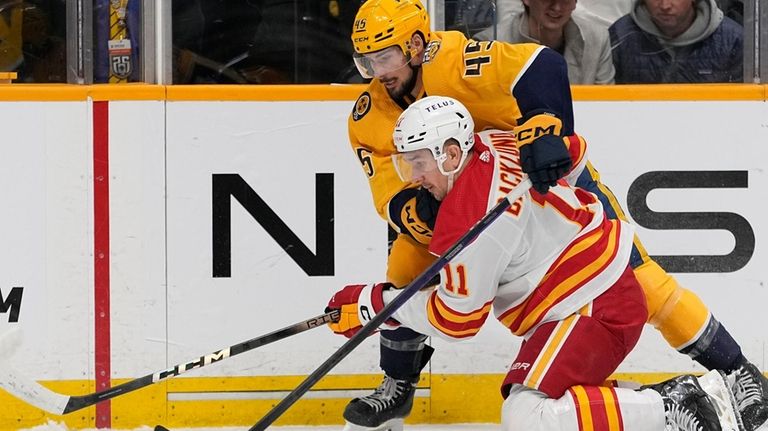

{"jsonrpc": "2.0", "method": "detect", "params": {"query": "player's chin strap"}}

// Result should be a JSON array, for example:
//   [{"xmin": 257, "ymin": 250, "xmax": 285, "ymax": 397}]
[
  {"xmin": 440, "ymin": 148, "xmax": 470, "ymax": 196},
  {"xmin": 0, "ymin": 310, "xmax": 339, "ymax": 415},
  {"xmin": 447, "ymin": 171, "xmax": 456, "ymax": 195},
  {"xmin": 245, "ymin": 178, "xmax": 534, "ymax": 431}
]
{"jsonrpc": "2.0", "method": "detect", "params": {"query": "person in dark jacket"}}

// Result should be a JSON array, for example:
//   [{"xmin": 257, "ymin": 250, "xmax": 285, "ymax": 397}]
[{"xmin": 609, "ymin": 0, "xmax": 743, "ymax": 83}]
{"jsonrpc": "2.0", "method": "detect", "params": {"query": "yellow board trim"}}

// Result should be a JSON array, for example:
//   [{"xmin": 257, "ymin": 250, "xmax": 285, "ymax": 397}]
[
  {"xmin": 0, "ymin": 84, "xmax": 766, "ymax": 102},
  {"xmin": 572, "ymin": 84, "xmax": 767, "ymax": 101},
  {"xmin": 1, "ymin": 372, "xmax": 763, "ymax": 429}
]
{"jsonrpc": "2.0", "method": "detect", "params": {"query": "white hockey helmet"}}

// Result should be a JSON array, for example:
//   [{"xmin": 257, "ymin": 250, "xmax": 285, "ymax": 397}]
[{"xmin": 393, "ymin": 95, "xmax": 474, "ymax": 181}]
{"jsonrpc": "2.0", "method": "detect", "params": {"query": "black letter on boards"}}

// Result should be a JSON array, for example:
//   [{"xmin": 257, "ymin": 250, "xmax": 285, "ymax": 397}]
[
  {"xmin": 212, "ymin": 174, "xmax": 334, "ymax": 277},
  {"xmin": 627, "ymin": 171, "xmax": 754, "ymax": 273}
]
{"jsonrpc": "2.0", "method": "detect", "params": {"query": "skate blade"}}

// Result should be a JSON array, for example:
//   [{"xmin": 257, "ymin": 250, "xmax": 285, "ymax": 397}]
[
  {"xmin": 342, "ymin": 418, "xmax": 404, "ymax": 431},
  {"xmin": 698, "ymin": 370, "xmax": 746, "ymax": 431}
]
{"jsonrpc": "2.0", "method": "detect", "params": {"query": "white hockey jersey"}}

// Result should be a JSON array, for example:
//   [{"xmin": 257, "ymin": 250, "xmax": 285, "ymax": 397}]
[{"xmin": 386, "ymin": 130, "xmax": 635, "ymax": 340}]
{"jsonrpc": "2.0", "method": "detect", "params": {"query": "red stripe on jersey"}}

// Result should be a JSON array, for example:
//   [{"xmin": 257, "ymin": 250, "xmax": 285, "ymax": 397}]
[
  {"xmin": 429, "ymin": 139, "xmax": 495, "ymax": 256},
  {"xmin": 584, "ymin": 386, "xmax": 611, "ymax": 431},
  {"xmin": 609, "ymin": 386, "xmax": 625, "ymax": 431},
  {"xmin": 529, "ymin": 188, "xmax": 595, "ymax": 229},
  {"xmin": 565, "ymin": 133, "xmax": 588, "ymax": 171},
  {"xmin": 499, "ymin": 220, "xmax": 622, "ymax": 334},
  {"xmin": 426, "ymin": 292, "xmax": 492, "ymax": 338}
]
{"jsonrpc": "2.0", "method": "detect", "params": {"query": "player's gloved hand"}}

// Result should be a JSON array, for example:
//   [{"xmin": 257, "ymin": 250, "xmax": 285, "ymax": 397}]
[
  {"xmin": 326, "ymin": 282, "xmax": 396, "ymax": 338},
  {"xmin": 415, "ymin": 187, "xmax": 440, "ymax": 230},
  {"xmin": 389, "ymin": 187, "xmax": 440, "ymax": 245},
  {"xmin": 513, "ymin": 111, "xmax": 573, "ymax": 194}
]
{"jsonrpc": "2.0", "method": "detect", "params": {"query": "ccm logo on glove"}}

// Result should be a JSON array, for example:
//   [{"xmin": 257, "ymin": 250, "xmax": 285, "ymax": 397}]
[{"xmin": 513, "ymin": 111, "xmax": 572, "ymax": 194}]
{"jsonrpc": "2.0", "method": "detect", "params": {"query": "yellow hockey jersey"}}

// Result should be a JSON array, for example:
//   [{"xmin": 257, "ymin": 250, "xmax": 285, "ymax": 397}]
[{"xmin": 348, "ymin": 30, "xmax": 575, "ymax": 227}]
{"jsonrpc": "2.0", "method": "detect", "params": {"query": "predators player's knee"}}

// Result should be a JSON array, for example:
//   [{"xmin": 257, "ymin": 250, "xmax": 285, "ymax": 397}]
[
  {"xmin": 633, "ymin": 260, "xmax": 678, "ymax": 322},
  {"xmin": 386, "ymin": 234, "xmax": 436, "ymax": 287},
  {"xmin": 634, "ymin": 260, "xmax": 710, "ymax": 349}
]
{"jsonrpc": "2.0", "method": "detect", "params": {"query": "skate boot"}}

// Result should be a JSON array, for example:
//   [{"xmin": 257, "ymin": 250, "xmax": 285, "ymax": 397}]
[
  {"xmin": 645, "ymin": 374, "xmax": 724, "ymax": 431},
  {"xmin": 342, "ymin": 375, "xmax": 415, "ymax": 431},
  {"xmin": 724, "ymin": 363, "xmax": 768, "ymax": 431},
  {"xmin": 697, "ymin": 370, "xmax": 745, "ymax": 431}
]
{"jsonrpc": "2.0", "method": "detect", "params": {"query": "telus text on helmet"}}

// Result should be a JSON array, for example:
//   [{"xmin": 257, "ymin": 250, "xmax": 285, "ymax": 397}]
[{"xmin": 424, "ymin": 99, "xmax": 455, "ymax": 113}]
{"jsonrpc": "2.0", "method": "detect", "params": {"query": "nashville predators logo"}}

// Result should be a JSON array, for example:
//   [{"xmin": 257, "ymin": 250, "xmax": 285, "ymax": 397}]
[
  {"xmin": 402, "ymin": 201, "xmax": 432, "ymax": 244},
  {"xmin": 423, "ymin": 40, "xmax": 441, "ymax": 64},
  {"xmin": 352, "ymin": 92, "xmax": 372, "ymax": 121}
]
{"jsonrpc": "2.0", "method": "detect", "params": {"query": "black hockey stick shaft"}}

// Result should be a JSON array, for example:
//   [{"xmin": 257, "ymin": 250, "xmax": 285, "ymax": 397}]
[
  {"xmin": 248, "ymin": 179, "xmax": 532, "ymax": 431},
  {"xmin": 61, "ymin": 310, "xmax": 339, "ymax": 414}
]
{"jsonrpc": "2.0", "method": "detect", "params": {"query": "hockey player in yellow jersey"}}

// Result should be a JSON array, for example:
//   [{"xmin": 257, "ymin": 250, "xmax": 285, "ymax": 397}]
[{"xmin": 339, "ymin": 0, "xmax": 768, "ymax": 430}]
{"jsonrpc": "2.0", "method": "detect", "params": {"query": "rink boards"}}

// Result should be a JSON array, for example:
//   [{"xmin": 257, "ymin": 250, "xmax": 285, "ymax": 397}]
[{"xmin": 0, "ymin": 84, "xmax": 766, "ymax": 429}]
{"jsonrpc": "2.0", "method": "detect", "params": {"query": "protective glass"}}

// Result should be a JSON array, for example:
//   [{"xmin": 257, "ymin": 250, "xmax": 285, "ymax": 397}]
[
  {"xmin": 394, "ymin": 149, "xmax": 440, "ymax": 182},
  {"xmin": 353, "ymin": 46, "xmax": 412, "ymax": 79}
]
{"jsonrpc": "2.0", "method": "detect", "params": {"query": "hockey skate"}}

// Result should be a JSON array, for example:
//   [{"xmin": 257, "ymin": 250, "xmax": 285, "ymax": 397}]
[
  {"xmin": 697, "ymin": 370, "xmax": 745, "ymax": 431},
  {"xmin": 723, "ymin": 363, "xmax": 768, "ymax": 431},
  {"xmin": 646, "ymin": 373, "xmax": 738, "ymax": 431},
  {"xmin": 342, "ymin": 375, "xmax": 415, "ymax": 431}
]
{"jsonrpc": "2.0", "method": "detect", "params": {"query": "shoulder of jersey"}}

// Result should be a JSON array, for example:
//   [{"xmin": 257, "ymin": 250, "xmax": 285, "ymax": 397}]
[
  {"xmin": 352, "ymin": 90, "xmax": 373, "ymax": 121},
  {"xmin": 423, "ymin": 31, "xmax": 470, "ymax": 65},
  {"xmin": 351, "ymin": 82, "xmax": 400, "ymax": 122},
  {"xmin": 423, "ymin": 39, "xmax": 442, "ymax": 64}
]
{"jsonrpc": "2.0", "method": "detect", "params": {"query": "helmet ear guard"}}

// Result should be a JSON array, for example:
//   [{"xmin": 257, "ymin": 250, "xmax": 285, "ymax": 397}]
[{"xmin": 393, "ymin": 96, "xmax": 475, "ymax": 180}]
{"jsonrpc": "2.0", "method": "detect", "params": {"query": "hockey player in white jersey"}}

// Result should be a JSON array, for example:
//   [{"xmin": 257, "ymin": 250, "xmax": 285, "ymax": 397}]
[{"xmin": 327, "ymin": 96, "xmax": 745, "ymax": 431}]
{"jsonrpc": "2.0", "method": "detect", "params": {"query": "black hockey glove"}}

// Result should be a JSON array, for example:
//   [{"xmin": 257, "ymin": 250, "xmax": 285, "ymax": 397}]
[
  {"xmin": 513, "ymin": 111, "xmax": 573, "ymax": 194},
  {"xmin": 388, "ymin": 187, "xmax": 441, "ymax": 245},
  {"xmin": 414, "ymin": 187, "xmax": 440, "ymax": 230}
]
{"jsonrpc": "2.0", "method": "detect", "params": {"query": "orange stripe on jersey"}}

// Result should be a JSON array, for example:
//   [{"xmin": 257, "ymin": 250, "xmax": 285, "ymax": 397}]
[
  {"xmin": 565, "ymin": 134, "xmax": 588, "ymax": 171},
  {"xmin": 569, "ymin": 385, "xmax": 594, "ymax": 431},
  {"xmin": 569, "ymin": 385, "xmax": 624, "ymax": 431},
  {"xmin": 541, "ymin": 220, "xmax": 604, "ymax": 286},
  {"xmin": 426, "ymin": 293, "xmax": 492, "ymax": 338},
  {"xmin": 497, "ymin": 227, "xmax": 604, "ymax": 328},
  {"xmin": 505, "ymin": 220, "xmax": 622, "ymax": 335},
  {"xmin": 600, "ymin": 386, "xmax": 624, "ymax": 431},
  {"xmin": 525, "ymin": 314, "xmax": 578, "ymax": 389}
]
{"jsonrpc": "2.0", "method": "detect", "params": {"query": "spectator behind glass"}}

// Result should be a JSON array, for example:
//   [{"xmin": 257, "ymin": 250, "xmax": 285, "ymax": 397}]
[
  {"xmin": 475, "ymin": 0, "xmax": 615, "ymax": 84},
  {"xmin": 609, "ymin": 0, "xmax": 743, "ymax": 83}
]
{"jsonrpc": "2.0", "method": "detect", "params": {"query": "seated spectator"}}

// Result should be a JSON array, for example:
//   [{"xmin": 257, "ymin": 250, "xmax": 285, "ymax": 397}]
[
  {"xmin": 474, "ymin": 0, "xmax": 615, "ymax": 84},
  {"xmin": 609, "ymin": 0, "xmax": 743, "ymax": 83}
]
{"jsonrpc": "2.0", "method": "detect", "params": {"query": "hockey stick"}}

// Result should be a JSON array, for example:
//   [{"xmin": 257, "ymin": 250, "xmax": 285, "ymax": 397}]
[
  {"xmin": 0, "ymin": 309, "xmax": 339, "ymax": 415},
  {"xmin": 246, "ymin": 178, "xmax": 533, "ymax": 431}
]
